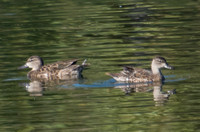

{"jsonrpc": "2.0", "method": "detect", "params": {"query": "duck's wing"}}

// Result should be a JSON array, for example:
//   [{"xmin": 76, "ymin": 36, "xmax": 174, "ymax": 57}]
[
  {"xmin": 44, "ymin": 59, "xmax": 78, "ymax": 70},
  {"xmin": 106, "ymin": 66, "xmax": 152, "ymax": 82},
  {"xmin": 28, "ymin": 59, "xmax": 86, "ymax": 80},
  {"xmin": 123, "ymin": 66, "xmax": 151, "ymax": 77},
  {"xmin": 33, "ymin": 59, "xmax": 78, "ymax": 75},
  {"xmin": 57, "ymin": 64, "xmax": 85, "ymax": 80},
  {"xmin": 123, "ymin": 66, "xmax": 152, "ymax": 82}
]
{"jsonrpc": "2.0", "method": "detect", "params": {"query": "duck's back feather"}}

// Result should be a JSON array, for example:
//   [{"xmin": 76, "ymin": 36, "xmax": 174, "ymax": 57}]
[
  {"xmin": 107, "ymin": 66, "xmax": 154, "ymax": 82},
  {"xmin": 44, "ymin": 59, "xmax": 78, "ymax": 69},
  {"xmin": 28, "ymin": 59, "xmax": 83, "ymax": 80}
]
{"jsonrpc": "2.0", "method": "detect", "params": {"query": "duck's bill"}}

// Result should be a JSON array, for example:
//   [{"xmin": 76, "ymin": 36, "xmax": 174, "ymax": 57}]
[
  {"xmin": 164, "ymin": 64, "xmax": 174, "ymax": 70},
  {"xmin": 18, "ymin": 64, "xmax": 28, "ymax": 69}
]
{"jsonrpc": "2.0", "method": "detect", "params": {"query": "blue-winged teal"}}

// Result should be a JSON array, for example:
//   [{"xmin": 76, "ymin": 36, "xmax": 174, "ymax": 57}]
[
  {"xmin": 106, "ymin": 56, "xmax": 173, "ymax": 83},
  {"xmin": 19, "ymin": 56, "xmax": 87, "ymax": 80}
]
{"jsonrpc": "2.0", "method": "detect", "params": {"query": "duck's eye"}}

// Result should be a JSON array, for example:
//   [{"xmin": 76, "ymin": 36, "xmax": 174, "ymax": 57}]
[
  {"xmin": 157, "ymin": 59, "xmax": 163, "ymax": 63},
  {"xmin": 28, "ymin": 59, "xmax": 33, "ymax": 62}
]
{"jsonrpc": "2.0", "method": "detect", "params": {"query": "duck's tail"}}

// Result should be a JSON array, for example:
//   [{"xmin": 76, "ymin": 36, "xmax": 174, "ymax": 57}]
[
  {"xmin": 81, "ymin": 59, "xmax": 90, "ymax": 67},
  {"xmin": 82, "ymin": 59, "xmax": 87, "ymax": 66},
  {"xmin": 106, "ymin": 72, "xmax": 125, "ymax": 82},
  {"xmin": 105, "ymin": 72, "xmax": 117, "ymax": 78}
]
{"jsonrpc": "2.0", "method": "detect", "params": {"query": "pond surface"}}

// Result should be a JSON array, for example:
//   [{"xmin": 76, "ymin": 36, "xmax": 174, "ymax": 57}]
[{"xmin": 0, "ymin": 0, "xmax": 200, "ymax": 131}]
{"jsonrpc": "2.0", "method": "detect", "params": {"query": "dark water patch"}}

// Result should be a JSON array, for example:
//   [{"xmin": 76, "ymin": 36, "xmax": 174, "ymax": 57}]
[{"xmin": 0, "ymin": 0, "xmax": 199, "ymax": 131}]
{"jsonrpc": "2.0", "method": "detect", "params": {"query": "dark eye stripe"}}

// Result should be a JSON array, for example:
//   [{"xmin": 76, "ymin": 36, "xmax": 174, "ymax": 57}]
[{"xmin": 157, "ymin": 59, "xmax": 163, "ymax": 63}]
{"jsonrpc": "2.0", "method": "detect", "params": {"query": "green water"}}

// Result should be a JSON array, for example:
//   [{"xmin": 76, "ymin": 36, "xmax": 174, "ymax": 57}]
[{"xmin": 0, "ymin": 0, "xmax": 200, "ymax": 131}]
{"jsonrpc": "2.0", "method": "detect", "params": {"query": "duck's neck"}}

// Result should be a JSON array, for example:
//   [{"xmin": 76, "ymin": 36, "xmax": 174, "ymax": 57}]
[
  {"xmin": 151, "ymin": 61, "xmax": 163, "ymax": 75},
  {"xmin": 31, "ymin": 65, "xmax": 42, "ymax": 71},
  {"xmin": 28, "ymin": 69, "xmax": 39, "ymax": 79},
  {"xmin": 151, "ymin": 63, "xmax": 164, "ymax": 81},
  {"xmin": 151, "ymin": 65, "xmax": 161, "ymax": 75}
]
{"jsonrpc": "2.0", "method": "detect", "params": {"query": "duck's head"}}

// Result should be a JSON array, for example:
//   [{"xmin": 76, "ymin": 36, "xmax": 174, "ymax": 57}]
[
  {"xmin": 152, "ymin": 56, "xmax": 173, "ymax": 70},
  {"xmin": 19, "ymin": 56, "xmax": 44, "ymax": 71}
]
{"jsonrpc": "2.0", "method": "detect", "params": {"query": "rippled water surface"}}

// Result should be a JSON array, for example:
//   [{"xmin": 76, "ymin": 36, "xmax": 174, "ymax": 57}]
[{"xmin": 0, "ymin": 0, "xmax": 200, "ymax": 131}]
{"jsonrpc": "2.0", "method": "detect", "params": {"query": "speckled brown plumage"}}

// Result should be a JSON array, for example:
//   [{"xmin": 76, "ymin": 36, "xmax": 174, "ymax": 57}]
[
  {"xmin": 19, "ymin": 56, "xmax": 86, "ymax": 80},
  {"xmin": 106, "ymin": 56, "xmax": 173, "ymax": 83}
]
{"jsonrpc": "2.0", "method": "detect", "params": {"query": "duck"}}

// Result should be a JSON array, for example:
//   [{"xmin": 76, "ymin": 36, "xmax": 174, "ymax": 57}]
[
  {"xmin": 19, "ymin": 56, "xmax": 87, "ymax": 80},
  {"xmin": 106, "ymin": 56, "xmax": 173, "ymax": 83}
]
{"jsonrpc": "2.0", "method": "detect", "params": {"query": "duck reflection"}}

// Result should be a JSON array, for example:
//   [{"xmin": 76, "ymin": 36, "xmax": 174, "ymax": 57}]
[
  {"xmin": 114, "ymin": 82, "xmax": 175, "ymax": 106},
  {"xmin": 23, "ymin": 80, "xmax": 44, "ymax": 96},
  {"xmin": 21, "ymin": 78, "xmax": 83, "ymax": 97},
  {"xmin": 153, "ymin": 83, "xmax": 175, "ymax": 106}
]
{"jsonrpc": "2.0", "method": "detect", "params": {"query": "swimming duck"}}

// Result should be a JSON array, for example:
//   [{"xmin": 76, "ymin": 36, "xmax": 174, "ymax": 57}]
[
  {"xmin": 106, "ymin": 56, "xmax": 173, "ymax": 83},
  {"xmin": 19, "ymin": 56, "xmax": 87, "ymax": 80}
]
